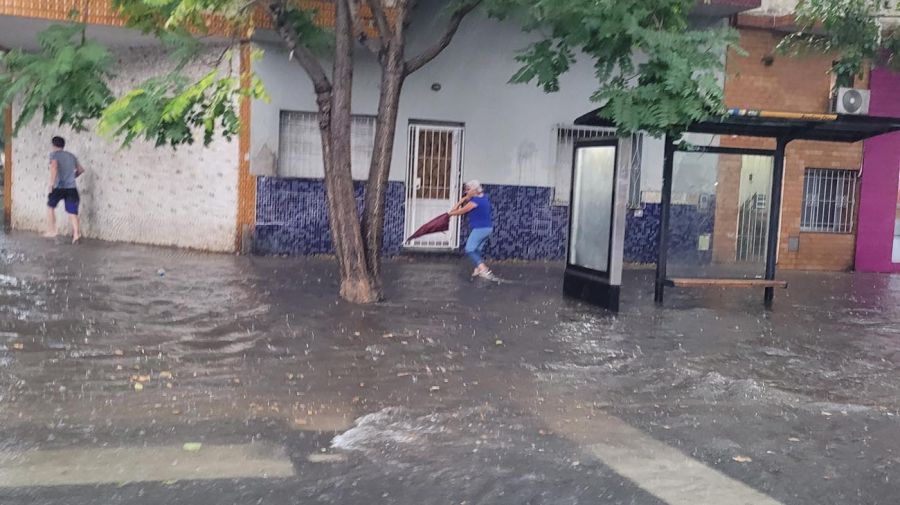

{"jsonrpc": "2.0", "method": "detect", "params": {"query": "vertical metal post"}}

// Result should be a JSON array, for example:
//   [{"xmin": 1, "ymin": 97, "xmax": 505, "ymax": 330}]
[
  {"xmin": 655, "ymin": 137, "xmax": 675, "ymax": 304},
  {"xmin": 764, "ymin": 137, "xmax": 788, "ymax": 306}
]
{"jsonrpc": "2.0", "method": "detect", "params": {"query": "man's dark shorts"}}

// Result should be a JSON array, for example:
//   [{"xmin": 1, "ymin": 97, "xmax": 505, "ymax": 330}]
[{"xmin": 47, "ymin": 188, "xmax": 80, "ymax": 215}]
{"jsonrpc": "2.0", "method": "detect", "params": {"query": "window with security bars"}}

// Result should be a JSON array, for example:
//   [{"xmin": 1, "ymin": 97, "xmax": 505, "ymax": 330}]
[
  {"xmin": 552, "ymin": 125, "xmax": 617, "ymax": 205},
  {"xmin": 414, "ymin": 128, "xmax": 455, "ymax": 200},
  {"xmin": 278, "ymin": 111, "xmax": 376, "ymax": 179},
  {"xmin": 801, "ymin": 168, "xmax": 857, "ymax": 233}
]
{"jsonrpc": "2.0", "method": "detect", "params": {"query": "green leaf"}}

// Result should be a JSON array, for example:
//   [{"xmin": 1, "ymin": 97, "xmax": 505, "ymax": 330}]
[
  {"xmin": 486, "ymin": 0, "xmax": 739, "ymax": 135},
  {"xmin": 0, "ymin": 22, "xmax": 114, "ymax": 134},
  {"xmin": 99, "ymin": 68, "xmax": 266, "ymax": 148}
]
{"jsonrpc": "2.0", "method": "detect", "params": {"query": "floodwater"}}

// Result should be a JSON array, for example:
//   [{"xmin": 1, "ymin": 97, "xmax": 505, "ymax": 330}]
[{"xmin": 0, "ymin": 231, "xmax": 899, "ymax": 504}]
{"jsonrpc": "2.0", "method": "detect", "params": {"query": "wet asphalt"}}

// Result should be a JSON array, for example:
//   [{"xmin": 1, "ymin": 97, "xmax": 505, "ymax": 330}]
[{"xmin": 0, "ymin": 231, "xmax": 898, "ymax": 504}]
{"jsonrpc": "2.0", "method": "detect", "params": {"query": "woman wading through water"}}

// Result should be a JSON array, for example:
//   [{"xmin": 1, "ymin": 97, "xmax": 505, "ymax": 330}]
[{"xmin": 449, "ymin": 180, "xmax": 499, "ymax": 281}]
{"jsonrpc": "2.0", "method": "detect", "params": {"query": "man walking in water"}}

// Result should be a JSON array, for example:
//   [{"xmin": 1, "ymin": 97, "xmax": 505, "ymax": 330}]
[
  {"xmin": 45, "ymin": 136, "xmax": 84, "ymax": 243},
  {"xmin": 449, "ymin": 180, "xmax": 497, "ymax": 280}
]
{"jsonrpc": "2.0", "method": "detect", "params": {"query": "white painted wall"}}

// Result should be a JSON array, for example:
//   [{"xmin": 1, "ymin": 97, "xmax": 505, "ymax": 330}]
[
  {"xmin": 251, "ymin": 4, "xmax": 737, "ymax": 205},
  {"xmin": 11, "ymin": 46, "xmax": 240, "ymax": 251},
  {"xmin": 251, "ymin": 3, "xmax": 611, "ymax": 189}
]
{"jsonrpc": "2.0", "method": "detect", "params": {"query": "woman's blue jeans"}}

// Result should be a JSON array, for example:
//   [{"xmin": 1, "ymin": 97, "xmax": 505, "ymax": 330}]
[{"xmin": 465, "ymin": 227, "xmax": 493, "ymax": 266}]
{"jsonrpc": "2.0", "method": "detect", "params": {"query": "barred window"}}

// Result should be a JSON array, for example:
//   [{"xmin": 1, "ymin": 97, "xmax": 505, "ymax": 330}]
[
  {"xmin": 278, "ymin": 111, "xmax": 376, "ymax": 179},
  {"xmin": 801, "ymin": 168, "xmax": 857, "ymax": 233},
  {"xmin": 552, "ymin": 125, "xmax": 616, "ymax": 205}
]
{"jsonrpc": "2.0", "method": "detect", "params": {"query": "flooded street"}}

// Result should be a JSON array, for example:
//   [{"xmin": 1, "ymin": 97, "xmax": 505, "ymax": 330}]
[{"xmin": 1, "ymin": 231, "xmax": 899, "ymax": 504}]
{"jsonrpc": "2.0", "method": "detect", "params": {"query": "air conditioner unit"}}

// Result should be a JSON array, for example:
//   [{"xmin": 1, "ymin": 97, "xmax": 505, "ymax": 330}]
[{"xmin": 832, "ymin": 87, "xmax": 871, "ymax": 115}]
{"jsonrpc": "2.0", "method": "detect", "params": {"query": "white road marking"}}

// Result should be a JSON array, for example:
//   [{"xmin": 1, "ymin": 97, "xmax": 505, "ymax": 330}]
[
  {"xmin": 543, "ymin": 410, "xmax": 783, "ymax": 505},
  {"xmin": 0, "ymin": 443, "xmax": 294, "ymax": 488}
]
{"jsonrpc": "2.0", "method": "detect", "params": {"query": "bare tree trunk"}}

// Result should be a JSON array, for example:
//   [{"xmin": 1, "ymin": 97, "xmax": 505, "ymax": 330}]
[
  {"xmin": 270, "ymin": 0, "xmax": 478, "ymax": 303},
  {"xmin": 363, "ymin": 48, "xmax": 406, "ymax": 292},
  {"xmin": 361, "ymin": 0, "xmax": 480, "ymax": 294},
  {"xmin": 328, "ymin": 0, "xmax": 379, "ymax": 303}
]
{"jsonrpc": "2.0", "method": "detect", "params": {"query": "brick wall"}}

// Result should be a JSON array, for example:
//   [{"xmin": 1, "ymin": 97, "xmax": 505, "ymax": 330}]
[
  {"xmin": 721, "ymin": 28, "xmax": 865, "ymax": 271},
  {"xmin": 712, "ymin": 155, "xmax": 743, "ymax": 263}
]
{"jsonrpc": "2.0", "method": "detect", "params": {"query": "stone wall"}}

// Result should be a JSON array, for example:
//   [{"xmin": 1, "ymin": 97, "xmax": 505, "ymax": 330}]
[{"xmin": 10, "ymin": 46, "xmax": 240, "ymax": 252}]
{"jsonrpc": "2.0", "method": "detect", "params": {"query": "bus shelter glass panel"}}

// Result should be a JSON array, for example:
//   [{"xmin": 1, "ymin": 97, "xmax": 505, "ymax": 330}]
[
  {"xmin": 569, "ymin": 145, "xmax": 617, "ymax": 272},
  {"xmin": 667, "ymin": 150, "xmax": 774, "ymax": 279}
]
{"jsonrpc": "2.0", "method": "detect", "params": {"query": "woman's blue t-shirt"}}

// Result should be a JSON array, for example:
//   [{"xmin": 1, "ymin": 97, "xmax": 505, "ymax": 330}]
[{"xmin": 468, "ymin": 195, "xmax": 493, "ymax": 229}]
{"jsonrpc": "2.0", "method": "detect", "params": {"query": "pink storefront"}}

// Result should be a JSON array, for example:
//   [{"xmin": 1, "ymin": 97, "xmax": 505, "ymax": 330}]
[{"xmin": 856, "ymin": 68, "xmax": 900, "ymax": 272}]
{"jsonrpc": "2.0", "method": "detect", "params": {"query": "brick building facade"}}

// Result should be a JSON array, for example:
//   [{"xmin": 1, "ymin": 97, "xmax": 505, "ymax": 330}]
[{"xmin": 717, "ymin": 20, "xmax": 867, "ymax": 271}]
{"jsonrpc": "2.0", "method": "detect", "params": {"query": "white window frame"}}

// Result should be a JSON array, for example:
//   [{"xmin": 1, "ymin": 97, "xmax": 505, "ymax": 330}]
[{"xmin": 278, "ymin": 110, "xmax": 377, "ymax": 180}]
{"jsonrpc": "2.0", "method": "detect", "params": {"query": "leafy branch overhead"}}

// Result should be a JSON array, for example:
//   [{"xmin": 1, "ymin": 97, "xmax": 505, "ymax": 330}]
[
  {"xmin": 99, "ymin": 66, "xmax": 267, "ymax": 147},
  {"xmin": 0, "ymin": 0, "xmax": 269, "ymax": 148},
  {"xmin": 485, "ymin": 0, "xmax": 739, "ymax": 136},
  {"xmin": 2, "ymin": 0, "xmax": 740, "ymax": 144},
  {"xmin": 779, "ymin": 0, "xmax": 900, "ymax": 88},
  {"xmin": 0, "ymin": 23, "xmax": 114, "ymax": 134}
]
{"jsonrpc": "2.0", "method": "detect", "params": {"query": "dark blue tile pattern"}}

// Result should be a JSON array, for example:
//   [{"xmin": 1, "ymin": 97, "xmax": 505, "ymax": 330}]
[
  {"xmin": 459, "ymin": 184, "xmax": 569, "ymax": 261},
  {"xmin": 254, "ymin": 177, "xmax": 713, "ymax": 264},
  {"xmin": 623, "ymin": 202, "xmax": 715, "ymax": 264},
  {"xmin": 255, "ymin": 177, "xmax": 405, "ymax": 256}
]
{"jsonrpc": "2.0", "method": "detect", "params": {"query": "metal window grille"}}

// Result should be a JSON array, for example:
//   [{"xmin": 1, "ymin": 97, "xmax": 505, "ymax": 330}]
[
  {"xmin": 801, "ymin": 168, "xmax": 857, "ymax": 233},
  {"xmin": 278, "ymin": 111, "xmax": 376, "ymax": 179},
  {"xmin": 552, "ymin": 125, "xmax": 616, "ymax": 205}
]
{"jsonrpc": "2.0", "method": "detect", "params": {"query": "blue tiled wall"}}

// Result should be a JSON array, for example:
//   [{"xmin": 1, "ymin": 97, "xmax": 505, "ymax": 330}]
[
  {"xmin": 623, "ymin": 203, "xmax": 715, "ymax": 264},
  {"xmin": 255, "ymin": 177, "xmax": 405, "ymax": 256},
  {"xmin": 254, "ymin": 178, "xmax": 569, "ymax": 260},
  {"xmin": 253, "ymin": 177, "xmax": 713, "ymax": 264},
  {"xmin": 459, "ymin": 184, "xmax": 569, "ymax": 261}
]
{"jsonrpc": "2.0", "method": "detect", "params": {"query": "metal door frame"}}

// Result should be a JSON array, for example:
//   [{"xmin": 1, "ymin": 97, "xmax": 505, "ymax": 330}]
[
  {"xmin": 404, "ymin": 122, "xmax": 465, "ymax": 250},
  {"xmin": 735, "ymin": 154, "xmax": 775, "ymax": 263}
]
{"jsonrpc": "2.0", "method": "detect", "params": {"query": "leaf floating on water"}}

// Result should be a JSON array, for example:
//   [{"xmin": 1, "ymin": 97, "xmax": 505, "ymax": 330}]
[
  {"xmin": 788, "ymin": 437, "xmax": 801, "ymax": 442},
  {"xmin": 429, "ymin": 386, "xmax": 440, "ymax": 392},
  {"xmin": 133, "ymin": 383, "xmax": 143, "ymax": 392},
  {"xmin": 732, "ymin": 455, "xmax": 753, "ymax": 463},
  {"xmin": 495, "ymin": 339, "xmax": 503, "ymax": 346},
  {"xmin": 182, "ymin": 442, "xmax": 202, "ymax": 452}
]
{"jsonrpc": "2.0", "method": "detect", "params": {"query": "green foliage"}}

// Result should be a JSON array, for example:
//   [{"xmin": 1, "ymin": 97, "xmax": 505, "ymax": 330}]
[
  {"xmin": 779, "ymin": 0, "xmax": 898, "ymax": 87},
  {"xmin": 112, "ymin": 0, "xmax": 238, "ymax": 34},
  {"xmin": 0, "ymin": 23, "xmax": 114, "ymax": 134},
  {"xmin": 485, "ymin": 0, "xmax": 738, "ymax": 136},
  {"xmin": 99, "ymin": 66, "xmax": 268, "ymax": 148},
  {"xmin": 282, "ymin": 4, "xmax": 333, "ymax": 55}
]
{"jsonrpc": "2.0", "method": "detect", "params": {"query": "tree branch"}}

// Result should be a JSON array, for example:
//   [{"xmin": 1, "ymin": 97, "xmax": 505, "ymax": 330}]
[
  {"xmin": 267, "ymin": 1, "xmax": 332, "ymax": 93},
  {"xmin": 351, "ymin": 0, "xmax": 383, "ymax": 54},
  {"xmin": 365, "ymin": 0, "xmax": 392, "ymax": 41},
  {"xmin": 404, "ymin": 0, "xmax": 481, "ymax": 75}
]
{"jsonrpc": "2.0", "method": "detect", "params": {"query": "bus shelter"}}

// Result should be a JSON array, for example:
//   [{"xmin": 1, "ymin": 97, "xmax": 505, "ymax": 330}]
[{"xmin": 567, "ymin": 108, "xmax": 900, "ymax": 311}]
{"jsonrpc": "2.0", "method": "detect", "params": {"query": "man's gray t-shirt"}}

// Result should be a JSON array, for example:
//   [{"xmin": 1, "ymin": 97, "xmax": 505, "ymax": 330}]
[{"xmin": 50, "ymin": 150, "xmax": 79, "ymax": 189}]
